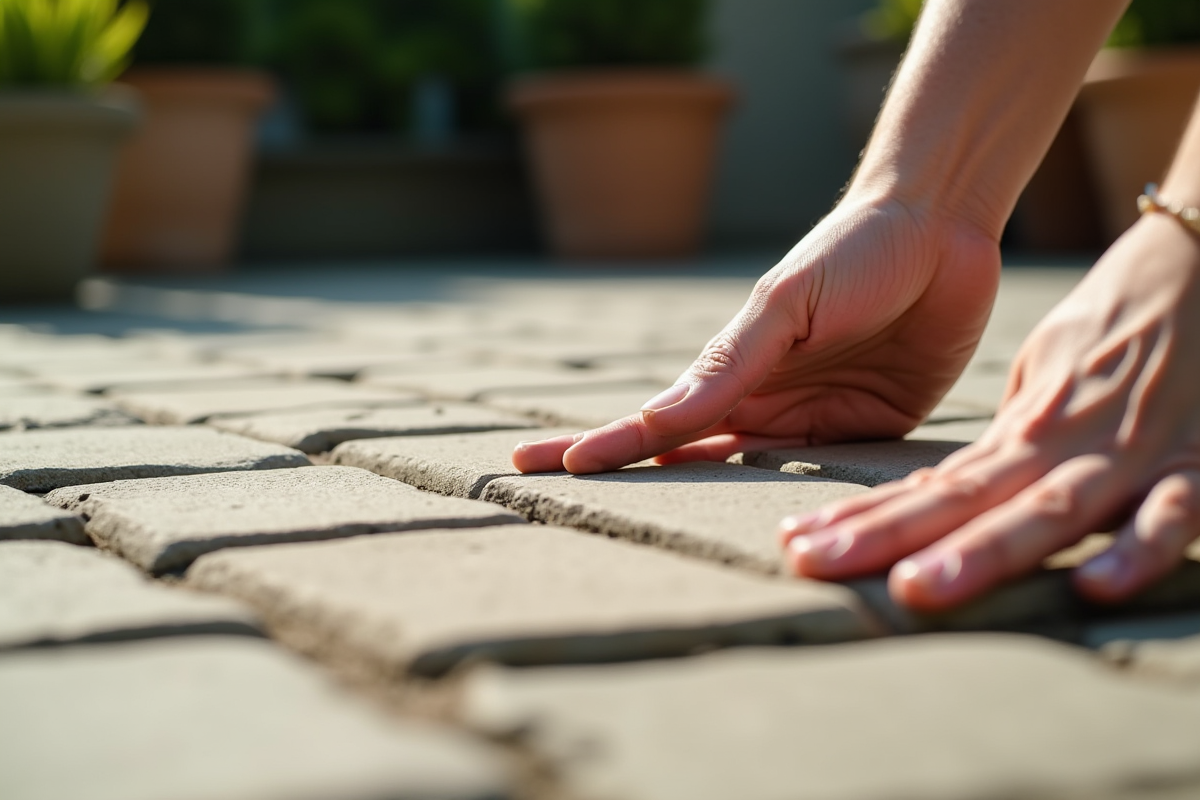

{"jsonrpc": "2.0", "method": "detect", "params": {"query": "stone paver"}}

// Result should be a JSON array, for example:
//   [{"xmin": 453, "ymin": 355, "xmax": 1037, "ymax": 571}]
[
  {"xmin": 188, "ymin": 525, "xmax": 877, "ymax": 678},
  {"xmin": 0, "ymin": 485, "xmax": 87, "ymax": 543},
  {"xmin": 217, "ymin": 342, "xmax": 454, "ymax": 379},
  {"xmin": 733, "ymin": 440, "xmax": 965, "ymax": 486},
  {"xmin": 111, "ymin": 378, "xmax": 421, "ymax": 424},
  {"xmin": 1106, "ymin": 632, "xmax": 1200, "ymax": 683},
  {"xmin": 0, "ymin": 540, "xmax": 259, "ymax": 649},
  {"xmin": 930, "ymin": 372, "xmax": 1009, "ymax": 420},
  {"xmin": 907, "ymin": 417, "xmax": 992, "ymax": 442},
  {"xmin": 359, "ymin": 365, "xmax": 659, "ymax": 401},
  {"xmin": 482, "ymin": 462, "xmax": 869, "ymax": 574},
  {"xmin": 0, "ymin": 426, "xmax": 309, "ymax": 493},
  {"xmin": 0, "ymin": 394, "xmax": 140, "ymax": 431},
  {"xmin": 334, "ymin": 427, "xmax": 577, "ymax": 498},
  {"xmin": 210, "ymin": 403, "xmax": 538, "ymax": 454},
  {"xmin": 463, "ymin": 634, "xmax": 1200, "ymax": 800},
  {"xmin": 47, "ymin": 466, "xmax": 524, "ymax": 574},
  {"xmin": 25, "ymin": 361, "xmax": 274, "ymax": 394},
  {"xmin": 482, "ymin": 385, "xmax": 669, "ymax": 428},
  {"xmin": 0, "ymin": 637, "xmax": 510, "ymax": 800}
]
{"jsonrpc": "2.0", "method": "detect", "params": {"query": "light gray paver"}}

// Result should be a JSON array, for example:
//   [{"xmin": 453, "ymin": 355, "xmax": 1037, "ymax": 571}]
[
  {"xmin": 0, "ymin": 637, "xmax": 510, "ymax": 800},
  {"xmin": 333, "ymin": 427, "xmax": 577, "ymax": 498},
  {"xmin": 359, "ymin": 365, "xmax": 659, "ymax": 401},
  {"xmin": 210, "ymin": 403, "xmax": 538, "ymax": 454},
  {"xmin": 1107, "ymin": 633, "xmax": 1200, "ymax": 683},
  {"xmin": 481, "ymin": 385, "xmax": 669, "ymax": 428},
  {"xmin": 482, "ymin": 462, "xmax": 869, "ymax": 573},
  {"xmin": 0, "ymin": 394, "xmax": 139, "ymax": 430},
  {"xmin": 0, "ymin": 540, "xmax": 259, "ymax": 649},
  {"xmin": 111, "ymin": 378, "xmax": 421, "ymax": 424},
  {"xmin": 25, "ymin": 361, "xmax": 274, "ymax": 394},
  {"xmin": 188, "ymin": 525, "xmax": 877, "ymax": 678},
  {"xmin": 218, "ymin": 342, "xmax": 455, "ymax": 379},
  {"xmin": 47, "ymin": 466, "xmax": 524, "ymax": 574},
  {"xmin": 734, "ymin": 439, "xmax": 966, "ymax": 486},
  {"xmin": 463, "ymin": 634, "xmax": 1200, "ymax": 800},
  {"xmin": 930, "ymin": 372, "xmax": 1009, "ymax": 420},
  {"xmin": 0, "ymin": 485, "xmax": 87, "ymax": 543},
  {"xmin": 907, "ymin": 416, "xmax": 992, "ymax": 442},
  {"xmin": 0, "ymin": 426, "xmax": 310, "ymax": 493}
]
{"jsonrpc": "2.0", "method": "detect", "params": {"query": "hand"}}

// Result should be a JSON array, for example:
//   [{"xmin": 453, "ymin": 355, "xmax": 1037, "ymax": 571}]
[
  {"xmin": 782, "ymin": 213, "xmax": 1200, "ymax": 610},
  {"xmin": 512, "ymin": 196, "xmax": 1001, "ymax": 474}
]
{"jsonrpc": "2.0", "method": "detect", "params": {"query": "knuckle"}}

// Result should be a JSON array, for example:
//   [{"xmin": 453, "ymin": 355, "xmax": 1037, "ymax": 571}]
[
  {"xmin": 1023, "ymin": 481, "xmax": 1077, "ymax": 521},
  {"xmin": 930, "ymin": 472, "xmax": 987, "ymax": 503},
  {"xmin": 1155, "ymin": 475, "xmax": 1200, "ymax": 527},
  {"xmin": 693, "ymin": 333, "xmax": 745, "ymax": 378}
]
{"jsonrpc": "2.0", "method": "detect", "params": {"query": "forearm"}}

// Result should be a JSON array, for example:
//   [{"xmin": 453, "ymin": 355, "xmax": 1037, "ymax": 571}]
[
  {"xmin": 849, "ymin": 0, "xmax": 1129, "ymax": 239},
  {"xmin": 1159, "ymin": 99, "xmax": 1200, "ymax": 209}
]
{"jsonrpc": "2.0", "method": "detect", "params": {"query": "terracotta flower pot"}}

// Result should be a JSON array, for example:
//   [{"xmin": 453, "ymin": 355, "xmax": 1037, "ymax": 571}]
[
  {"xmin": 508, "ymin": 71, "xmax": 734, "ymax": 259},
  {"xmin": 1076, "ymin": 48, "xmax": 1200, "ymax": 244},
  {"xmin": 101, "ymin": 67, "xmax": 275, "ymax": 272},
  {"xmin": 0, "ymin": 91, "xmax": 139, "ymax": 302}
]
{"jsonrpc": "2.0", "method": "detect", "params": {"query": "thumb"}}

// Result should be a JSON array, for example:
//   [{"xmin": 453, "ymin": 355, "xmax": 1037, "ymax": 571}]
[{"xmin": 639, "ymin": 288, "xmax": 802, "ymax": 437}]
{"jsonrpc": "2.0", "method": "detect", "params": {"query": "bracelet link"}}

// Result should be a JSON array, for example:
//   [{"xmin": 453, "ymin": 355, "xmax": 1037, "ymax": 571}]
[{"xmin": 1138, "ymin": 183, "xmax": 1200, "ymax": 236}]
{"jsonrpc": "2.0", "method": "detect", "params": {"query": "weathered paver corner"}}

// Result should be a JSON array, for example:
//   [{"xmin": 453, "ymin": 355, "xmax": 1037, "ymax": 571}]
[{"xmin": 0, "ymin": 484, "xmax": 87, "ymax": 544}]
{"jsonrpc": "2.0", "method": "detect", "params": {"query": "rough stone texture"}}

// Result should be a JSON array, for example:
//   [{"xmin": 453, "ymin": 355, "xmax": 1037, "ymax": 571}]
[
  {"xmin": 734, "ymin": 440, "xmax": 966, "ymax": 486},
  {"xmin": 0, "ymin": 485, "xmax": 87, "ymax": 543},
  {"xmin": 218, "ymin": 343, "xmax": 455, "ymax": 379},
  {"xmin": 360, "ymin": 365, "xmax": 659, "ymax": 401},
  {"xmin": 0, "ymin": 637, "xmax": 510, "ymax": 800},
  {"xmin": 334, "ymin": 427, "xmax": 577, "ymax": 498},
  {"xmin": 482, "ymin": 386, "xmax": 669, "ymax": 428},
  {"xmin": 0, "ymin": 394, "xmax": 139, "ymax": 431},
  {"xmin": 111, "ymin": 379, "xmax": 421, "ymax": 424},
  {"xmin": 189, "ymin": 525, "xmax": 876, "ymax": 678},
  {"xmin": 482, "ymin": 462, "xmax": 869, "ymax": 574},
  {"xmin": 26, "ymin": 362, "xmax": 274, "ymax": 394},
  {"xmin": 0, "ymin": 540, "xmax": 260, "ymax": 649},
  {"xmin": 47, "ymin": 466, "xmax": 524, "ymax": 574},
  {"xmin": 210, "ymin": 403, "xmax": 538, "ymax": 454},
  {"xmin": 0, "ymin": 426, "xmax": 310, "ymax": 493},
  {"xmin": 464, "ymin": 634, "xmax": 1200, "ymax": 800},
  {"xmin": 907, "ymin": 417, "xmax": 992, "ymax": 442}
]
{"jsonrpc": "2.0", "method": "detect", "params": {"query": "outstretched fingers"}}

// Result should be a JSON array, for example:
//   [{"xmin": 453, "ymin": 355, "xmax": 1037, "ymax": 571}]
[{"xmin": 1074, "ymin": 468, "xmax": 1200, "ymax": 603}]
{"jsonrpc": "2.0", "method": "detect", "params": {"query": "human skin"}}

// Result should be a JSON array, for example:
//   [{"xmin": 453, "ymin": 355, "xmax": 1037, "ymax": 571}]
[{"xmin": 513, "ymin": 0, "xmax": 1200, "ymax": 609}]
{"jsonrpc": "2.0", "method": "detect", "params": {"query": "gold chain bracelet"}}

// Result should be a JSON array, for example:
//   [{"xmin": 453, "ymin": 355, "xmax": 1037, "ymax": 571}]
[{"xmin": 1137, "ymin": 183, "xmax": 1200, "ymax": 236}]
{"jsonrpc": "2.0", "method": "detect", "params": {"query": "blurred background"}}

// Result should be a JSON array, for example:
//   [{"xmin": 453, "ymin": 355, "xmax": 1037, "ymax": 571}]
[{"xmin": 2, "ymin": 0, "xmax": 1200, "ymax": 301}]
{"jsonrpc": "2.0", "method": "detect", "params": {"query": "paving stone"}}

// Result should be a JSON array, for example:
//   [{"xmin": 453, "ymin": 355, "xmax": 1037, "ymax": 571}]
[
  {"xmin": 47, "ymin": 466, "xmax": 524, "ymax": 574},
  {"xmin": 1105, "ymin": 631, "xmax": 1200, "ymax": 683},
  {"xmin": 482, "ymin": 462, "xmax": 869, "ymax": 574},
  {"xmin": 210, "ymin": 403, "xmax": 539, "ymax": 454},
  {"xmin": 907, "ymin": 417, "xmax": 992, "ymax": 442},
  {"xmin": 0, "ymin": 485, "xmax": 87, "ymax": 543},
  {"xmin": 0, "ymin": 394, "xmax": 140, "ymax": 431},
  {"xmin": 26, "ymin": 361, "xmax": 274, "ymax": 394},
  {"xmin": 111, "ymin": 378, "xmax": 421, "ymax": 424},
  {"xmin": 0, "ymin": 540, "xmax": 260, "ymax": 649},
  {"xmin": 188, "ymin": 525, "xmax": 877, "ymax": 678},
  {"xmin": 0, "ymin": 377, "xmax": 57, "ymax": 397},
  {"xmin": 733, "ymin": 440, "xmax": 966, "ymax": 486},
  {"xmin": 333, "ymin": 427, "xmax": 576, "ymax": 498},
  {"xmin": 930, "ymin": 372, "xmax": 1009, "ymax": 420},
  {"xmin": 0, "ymin": 426, "xmax": 309, "ymax": 493},
  {"xmin": 359, "ymin": 365, "xmax": 659, "ymax": 402},
  {"xmin": 0, "ymin": 637, "xmax": 510, "ymax": 800},
  {"xmin": 463, "ymin": 634, "xmax": 1200, "ymax": 800},
  {"xmin": 482, "ymin": 385, "xmax": 669, "ymax": 428},
  {"xmin": 219, "ymin": 342, "xmax": 455, "ymax": 380}
]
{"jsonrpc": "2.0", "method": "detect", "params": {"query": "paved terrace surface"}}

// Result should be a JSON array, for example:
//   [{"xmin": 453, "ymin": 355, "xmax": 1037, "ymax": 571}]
[{"xmin": 4, "ymin": 262, "xmax": 1200, "ymax": 800}]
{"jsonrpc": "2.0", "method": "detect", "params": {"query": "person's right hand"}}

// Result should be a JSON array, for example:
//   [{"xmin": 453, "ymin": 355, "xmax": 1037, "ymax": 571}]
[{"xmin": 512, "ymin": 195, "xmax": 1002, "ymax": 474}]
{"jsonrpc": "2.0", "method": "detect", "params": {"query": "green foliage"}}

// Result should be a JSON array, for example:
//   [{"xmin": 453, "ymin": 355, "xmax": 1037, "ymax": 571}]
[
  {"xmin": 504, "ymin": 0, "xmax": 709, "ymax": 71},
  {"xmin": 1107, "ymin": 0, "xmax": 1200, "ymax": 48},
  {"xmin": 132, "ymin": 0, "xmax": 256, "ymax": 65},
  {"xmin": 0, "ymin": 0, "xmax": 149, "ymax": 87},
  {"xmin": 860, "ymin": 0, "xmax": 922, "ymax": 43}
]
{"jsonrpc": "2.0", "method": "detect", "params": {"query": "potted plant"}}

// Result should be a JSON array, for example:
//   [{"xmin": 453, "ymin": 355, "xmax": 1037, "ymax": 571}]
[
  {"xmin": 504, "ymin": 0, "xmax": 735, "ymax": 259},
  {"xmin": 100, "ymin": 0, "xmax": 275, "ymax": 272},
  {"xmin": 1076, "ymin": 0, "xmax": 1200, "ymax": 243},
  {"xmin": 0, "ymin": 0, "xmax": 145, "ymax": 302}
]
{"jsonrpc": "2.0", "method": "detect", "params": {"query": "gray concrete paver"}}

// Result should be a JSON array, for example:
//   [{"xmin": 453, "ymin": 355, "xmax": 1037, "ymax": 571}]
[
  {"xmin": 733, "ymin": 439, "xmax": 966, "ymax": 486},
  {"xmin": 216, "ymin": 342, "xmax": 456, "ymax": 380},
  {"xmin": 481, "ymin": 385, "xmax": 669, "ymax": 428},
  {"xmin": 463, "ymin": 634, "xmax": 1200, "ymax": 800},
  {"xmin": 0, "ymin": 394, "xmax": 140, "ymax": 431},
  {"xmin": 907, "ymin": 417, "xmax": 993, "ymax": 442},
  {"xmin": 25, "ymin": 361, "xmax": 275, "ymax": 394},
  {"xmin": 188, "ymin": 525, "xmax": 877, "ymax": 678},
  {"xmin": 0, "ymin": 637, "xmax": 511, "ymax": 800},
  {"xmin": 481, "ymin": 462, "xmax": 869, "ymax": 574},
  {"xmin": 46, "ymin": 466, "xmax": 524, "ymax": 574},
  {"xmin": 0, "ymin": 485, "xmax": 87, "ymax": 543},
  {"xmin": 333, "ymin": 427, "xmax": 577, "ymax": 498},
  {"xmin": 110, "ymin": 378, "xmax": 422, "ymax": 423},
  {"xmin": 0, "ymin": 426, "xmax": 309, "ymax": 493},
  {"xmin": 359, "ymin": 365, "xmax": 659, "ymax": 401},
  {"xmin": 210, "ymin": 403, "xmax": 539, "ymax": 454},
  {"xmin": 0, "ymin": 540, "xmax": 260, "ymax": 649}
]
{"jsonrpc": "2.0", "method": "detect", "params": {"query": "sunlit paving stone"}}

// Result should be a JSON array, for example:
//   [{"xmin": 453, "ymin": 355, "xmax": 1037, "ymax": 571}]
[
  {"xmin": 24, "ymin": 360, "xmax": 276, "ymax": 394},
  {"xmin": 46, "ymin": 466, "xmax": 524, "ymax": 574},
  {"xmin": 187, "ymin": 525, "xmax": 879, "ymax": 677},
  {"xmin": 0, "ymin": 485, "xmax": 87, "ymax": 543},
  {"xmin": 0, "ymin": 394, "xmax": 139, "ymax": 430},
  {"xmin": 358, "ymin": 364, "xmax": 659, "ymax": 402},
  {"xmin": 0, "ymin": 540, "xmax": 259, "ymax": 649},
  {"xmin": 732, "ymin": 439, "xmax": 966, "ymax": 486},
  {"xmin": 480, "ymin": 386, "xmax": 671, "ymax": 428}
]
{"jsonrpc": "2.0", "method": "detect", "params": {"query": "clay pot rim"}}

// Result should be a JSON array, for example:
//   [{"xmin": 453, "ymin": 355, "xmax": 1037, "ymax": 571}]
[
  {"xmin": 1084, "ymin": 46, "xmax": 1200, "ymax": 86},
  {"xmin": 508, "ymin": 69, "xmax": 736, "ymax": 112},
  {"xmin": 117, "ymin": 66, "xmax": 276, "ymax": 108},
  {"xmin": 0, "ymin": 86, "xmax": 140, "ymax": 133}
]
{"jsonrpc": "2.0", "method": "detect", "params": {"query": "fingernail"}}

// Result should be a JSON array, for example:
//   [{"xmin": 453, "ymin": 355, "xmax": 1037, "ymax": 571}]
[
  {"xmin": 788, "ymin": 527, "xmax": 853, "ymax": 564},
  {"xmin": 641, "ymin": 383, "xmax": 689, "ymax": 412},
  {"xmin": 779, "ymin": 512, "xmax": 821, "ymax": 535},
  {"xmin": 1077, "ymin": 550, "xmax": 1124, "ymax": 585},
  {"xmin": 895, "ymin": 550, "xmax": 962, "ymax": 591}
]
